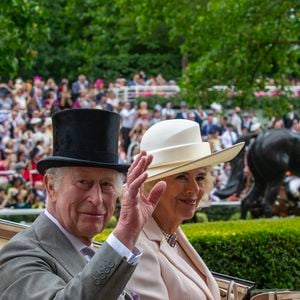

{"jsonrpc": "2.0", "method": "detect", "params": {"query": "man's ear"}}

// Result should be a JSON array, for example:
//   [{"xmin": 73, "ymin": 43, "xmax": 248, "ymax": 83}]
[{"xmin": 43, "ymin": 175, "xmax": 56, "ymax": 202}]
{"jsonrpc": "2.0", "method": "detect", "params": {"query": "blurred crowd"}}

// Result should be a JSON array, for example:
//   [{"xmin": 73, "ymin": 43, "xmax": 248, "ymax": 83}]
[{"xmin": 0, "ymin": 73, "xmax": 299, "ymax": 209}]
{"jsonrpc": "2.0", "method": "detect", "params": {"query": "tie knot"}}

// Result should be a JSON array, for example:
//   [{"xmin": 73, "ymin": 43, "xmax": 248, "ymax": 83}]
[{"xmin": 80, "ymin": 246, "xmax": 95, "ymax": 260}]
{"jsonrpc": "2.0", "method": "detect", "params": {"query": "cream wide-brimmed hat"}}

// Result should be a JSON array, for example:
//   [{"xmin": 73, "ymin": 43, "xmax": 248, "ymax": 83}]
[{"xmin": 140, "ymin": 119, "xmax": 244, "ymax": 182}]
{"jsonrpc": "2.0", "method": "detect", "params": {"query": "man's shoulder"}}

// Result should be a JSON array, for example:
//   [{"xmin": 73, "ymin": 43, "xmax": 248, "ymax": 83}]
[
  {"xmin": 0, "ymin": 224, "xmax": 41, "ymax": 262},
  {"xmin": 1, "ymin": 214, "xmax": 52, "ymax": 252}
]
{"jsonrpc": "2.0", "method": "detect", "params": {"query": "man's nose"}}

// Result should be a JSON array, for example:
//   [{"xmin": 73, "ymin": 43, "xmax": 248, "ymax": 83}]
[{"xmin": 88, "ymin": 184, "xmax": 103, "ymax": 205}]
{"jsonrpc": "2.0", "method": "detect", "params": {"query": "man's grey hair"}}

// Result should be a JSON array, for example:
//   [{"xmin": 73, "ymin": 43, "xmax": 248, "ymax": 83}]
[{"xmin": 45, "ymin": 167, "xmax": 124, "ymax": 196}]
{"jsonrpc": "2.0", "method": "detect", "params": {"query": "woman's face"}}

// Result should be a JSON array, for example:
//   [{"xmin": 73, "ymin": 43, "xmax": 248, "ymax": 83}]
[{"xmin": 154, "ymin": 167, "xmax": 207, "ymax": 226}]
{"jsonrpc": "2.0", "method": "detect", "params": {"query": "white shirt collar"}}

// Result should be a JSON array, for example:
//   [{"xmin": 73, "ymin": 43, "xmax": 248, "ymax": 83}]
[{"xmin": 44, "ymin": 209, "xmax": 89, "ymax": 254}]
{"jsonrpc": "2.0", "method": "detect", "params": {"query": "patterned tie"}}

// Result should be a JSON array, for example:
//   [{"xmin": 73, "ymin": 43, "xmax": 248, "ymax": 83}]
[
  {"xmin": 121, "ymin": 290, "xmax": 140, "ymax": 300},
  {"xmin": 80, "ymin": 246, "xmax": 95, "ymax": 261}
]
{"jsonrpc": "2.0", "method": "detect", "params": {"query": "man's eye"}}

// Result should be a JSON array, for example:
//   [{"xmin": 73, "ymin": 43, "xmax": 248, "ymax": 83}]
[
  {"xmin": 100, "ymin": 182, "xmax": 116, "ymax": 192},
  {"xmin": 76, "ymin": 180, "xmax": 93, "ymax": 189}
]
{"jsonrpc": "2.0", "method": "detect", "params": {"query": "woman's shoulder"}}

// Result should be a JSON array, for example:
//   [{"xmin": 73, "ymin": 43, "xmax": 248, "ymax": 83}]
[{"xmin": 136, "ymin": 222, "xmax": 162, "ymax": 254}]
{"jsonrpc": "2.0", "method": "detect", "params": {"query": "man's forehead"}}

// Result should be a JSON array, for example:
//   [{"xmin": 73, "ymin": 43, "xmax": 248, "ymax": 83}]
[{"xmin": 67, "ymin": 166, "xmax": 119, "ymax": 177}]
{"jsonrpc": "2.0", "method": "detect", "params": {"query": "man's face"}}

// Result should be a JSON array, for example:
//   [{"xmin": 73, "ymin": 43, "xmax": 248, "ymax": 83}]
[
  {"xmin": 47, "ymin": 167, "xmax": 119, "ymax": 244},
  {"xmin": 79, "ymin": 75, "xmax": 86, "ymax": 83}
]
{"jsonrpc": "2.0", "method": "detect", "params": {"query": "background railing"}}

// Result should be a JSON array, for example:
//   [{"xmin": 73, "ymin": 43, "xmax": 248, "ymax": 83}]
[
  {"xmin": 0, "ymin": 201, "xmax": 240, "ymax": 216},
  {"xmin": 115, "ymin": 85, "xmax": 181, "ymax": 101}
]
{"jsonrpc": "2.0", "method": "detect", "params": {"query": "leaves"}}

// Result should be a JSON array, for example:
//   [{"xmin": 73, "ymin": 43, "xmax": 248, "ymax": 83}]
[
  {"xmin": 0, "ymin": 0, "xmax": 48, "ymax": 78},
  {"xmin": 0, "ymin": 0, "xmax": 299, "ymax": 109}
]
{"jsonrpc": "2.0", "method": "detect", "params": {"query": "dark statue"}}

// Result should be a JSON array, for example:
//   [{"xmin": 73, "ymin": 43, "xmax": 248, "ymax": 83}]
[{"xmin": 215, "ymin": 129, "xmax": 300, "ymax": 218}]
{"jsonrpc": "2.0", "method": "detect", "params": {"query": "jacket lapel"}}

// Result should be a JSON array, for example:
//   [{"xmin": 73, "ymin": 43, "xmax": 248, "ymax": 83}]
[
  {"xmin": 33, "ymin": 213, "xmax": 86, "ymax": 277},
  {"xmin": 176, "ymin": 228, "xmax": 219, "ymax": 299},
  {"xmin": 143, "ymin": 217, "xmax": 215, "ymax": 300}
]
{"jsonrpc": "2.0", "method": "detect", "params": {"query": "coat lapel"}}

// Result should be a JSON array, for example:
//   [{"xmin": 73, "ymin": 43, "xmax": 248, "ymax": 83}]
[
  {"xmin": 143, "ymin": 217, "xmax": 216, "ymax": 300},
  {"xmin": 32, "ymin": 213, "xmax": 86, "ymax": 277},
  {"xmin": 176, "ymin": 228, "xmax": 220, "ymax": 299}
]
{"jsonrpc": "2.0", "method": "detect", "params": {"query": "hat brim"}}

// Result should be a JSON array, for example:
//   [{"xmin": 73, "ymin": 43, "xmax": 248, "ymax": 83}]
[
  {"xmin": 37, "ymin": 156, "xmax": 130, "ymax": 175},
  {"xmin": 146, "ymin": 142, "xmax": 244, "ymax": 182}
]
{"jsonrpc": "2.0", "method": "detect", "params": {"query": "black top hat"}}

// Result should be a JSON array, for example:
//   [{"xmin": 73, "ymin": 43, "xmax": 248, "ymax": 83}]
[{"xmin": 37, "ymin": 109, "xmax": 129, "ymax": 175}]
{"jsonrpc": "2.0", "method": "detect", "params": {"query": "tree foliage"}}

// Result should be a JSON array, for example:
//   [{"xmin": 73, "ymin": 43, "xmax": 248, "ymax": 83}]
[
  {"xmin": 0, "ymin": 0, "xmax": 299, "ymax": 109},
  {"xmin": 118, "ymin": 0, "xmax": 300, "ymax": 105},
  {"xmin": 0, "ymin": 0, "xmax": 48, "ymax": 79},
  {"xmin": 29, "ymin": 0, "xmax": 181, "ymax": 82}
]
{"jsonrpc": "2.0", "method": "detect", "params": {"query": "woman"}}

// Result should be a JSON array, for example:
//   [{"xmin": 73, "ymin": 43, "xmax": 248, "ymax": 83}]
[{"xmin": 127, "ymin": 119, "xmax": 244, "ymax": 300}]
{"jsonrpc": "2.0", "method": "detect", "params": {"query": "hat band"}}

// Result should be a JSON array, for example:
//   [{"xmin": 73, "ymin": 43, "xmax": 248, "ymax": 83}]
[{"xmin": 147, "ymin": 142, "xmax": 211, "ymax": 167}]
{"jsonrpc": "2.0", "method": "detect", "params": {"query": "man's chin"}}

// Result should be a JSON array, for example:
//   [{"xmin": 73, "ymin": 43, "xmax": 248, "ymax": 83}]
[{"xmin": 79, "ymin": 223, "xmax": 105, "ymax": 237}]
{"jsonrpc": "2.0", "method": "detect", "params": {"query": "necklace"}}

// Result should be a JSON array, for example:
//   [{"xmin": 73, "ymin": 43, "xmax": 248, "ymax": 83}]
[{"xmin": 160, "ymin": 228, "xmax": 177, "ymax": 248}]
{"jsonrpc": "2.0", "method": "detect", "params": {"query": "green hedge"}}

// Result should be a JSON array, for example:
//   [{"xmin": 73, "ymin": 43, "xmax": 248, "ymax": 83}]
[
  {"xmin": 94, "ymin": 217, "xmax": 300, "ymax": 290},
  {"xmin": 200, "ymin": 205, "xmax": 242, "ymax": 221}
]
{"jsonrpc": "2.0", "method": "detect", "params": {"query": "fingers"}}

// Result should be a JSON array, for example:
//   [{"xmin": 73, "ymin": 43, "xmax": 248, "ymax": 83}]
[
  {"xmin": 126, "ymin": 172, "xmax": 148, "ymax": 200},
  {"xmin": 127, "ymin": 151, "xmax": 153, "ymax": 186},
  {"xmin": 147, "ymin": 181, "xmax": 167, "ymax": 207},
  {"xmin": 128, "ymin": 150, "xmax": 146, "ymax": 173}
]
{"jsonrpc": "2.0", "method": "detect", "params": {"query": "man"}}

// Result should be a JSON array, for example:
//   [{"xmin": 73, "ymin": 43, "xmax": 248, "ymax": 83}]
[
  {"xmin": 176, "ymin": 101, "xmax": 202, "ymax": 128},
  {"xmin": 201, "ymin": 113, "xmax": 219, "ymax": 141},
  {"xmin": 0, "ymin": 109, "xmax": 166, "ymax": 299},
  {"xmin": 119, "ymin": 101, "xmax": 137, "ymax": 152},
  {"xmin": 221, "ymin": 123, "xmax": 238, "ymax": 148},
  {"xmin": 71, "ymin": 74, "xmax": 89, "ymax": 101},
  {"xmin": 230, "ymin": 106, "xmax": 243, "ymax": 136}
]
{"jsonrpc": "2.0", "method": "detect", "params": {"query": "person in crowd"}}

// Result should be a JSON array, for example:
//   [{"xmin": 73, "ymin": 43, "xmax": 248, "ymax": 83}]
[
  {"xmin": 149, "ymin": 109, "xmax": 162, "ymax": 126},
  {"xmin": 44, "ymin": 78, "xmax": 58, "ymax": 99},
  {"xmin": 106, "ymin": 91, "xmax": 119, "ymax": 112},
  {"xmin": 218, "ymin": 115, "xmax": 229, "ymax": 135},
  {"xmin": 93, "ymin": 79, "xmax": 106, "ymax": 104},
  {"xmin": 13, "ymin": 86, "xmax": 27, "ymax": 110},
  {"xmin": 0, "ymin": 89, "xmax": 13, "ymax": 110},
  {"xmin": 127, "ymin": 123, "xmax": 149, "ymax": 163},
  {"xmin": 22, "ymin": 144, "xmax": 46, "ymax": 185},
  {"xmin": 126, "ymin": 119, "xmax": 244, "ymax": 299},
  {"xmin": 57, "ymin": 79, "xmax": 73, "ymax": 109},
  {"xmin": 176, "ymin": 101, "xmax": 202, "ymax": 129},
  {"xmin": 283, "ymin": 103, "xmax": 299, "ymax": 129},
  {"xmin": 135, "ymin": 101, "xmax": 150, "ymax": 128},
  {"xmin": 161, "ymin": 102, "xmax": 175, "ymax": 120},
  {"xmin": 230, "ymin": 106, "xmax": 243, "ymax": 136},
  {"xmin": 271, "ymin": 118, "xmax": 285, "ymax": 129},
  {"xmin": 0, "ymin": 108, "xmax": 166, "ymax": 299},
  {"xmin": 242, "ymin": 112, "xmax": 251, "ymax": 132},
  {"xmin": 201, "ymin": 113, "xmax": 219, "ymax": 140},
  {"xmin": 71, "ymin": 74, "xmax": 89, "ymax": 101},
  {"xmin": 291, "ymin": 120, "xmax": 300, "ymax": 134},
  {"xmin": 11, "ymin": 162, "xmax": 26, "ymax": 183},
  {"xmin": 119, "ymin": 101, "xmax": 137, "ymax": 153},
  {"xmin": 208, "ymin": 129, "xmax": 222, "ymax": 152},
  {"xmin": 220, "ymin": 123, "xmax": 238, "ymax": 148},
  {"xmin": 29, "ymin": 76, "xmax": 44, "ymax": 108},
  {"xmin": 196, "ymin": 105, "xmax": 207, "ymax": 125},
  {"xmin": 26, "ymin": 96, "xmax": 41, "ymax": 118},
  {"xmin": 128, "ymin": 73, "xmax": 144, "ymax": 86},
  {"xmin": 72, "ymin": 88, "xmax": 93, "ymax": 109}
]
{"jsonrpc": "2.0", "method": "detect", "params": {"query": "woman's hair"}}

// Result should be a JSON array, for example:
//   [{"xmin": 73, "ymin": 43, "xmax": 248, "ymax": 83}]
[{"xmin": 198, "ymin": 166, "xmax": 214, "ymax": 207}]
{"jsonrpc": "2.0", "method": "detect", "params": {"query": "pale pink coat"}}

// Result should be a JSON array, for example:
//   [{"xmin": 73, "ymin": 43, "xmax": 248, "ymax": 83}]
[{"xmin": 127, "ymin": 217, "xmax": 221, "ymax": 300}]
